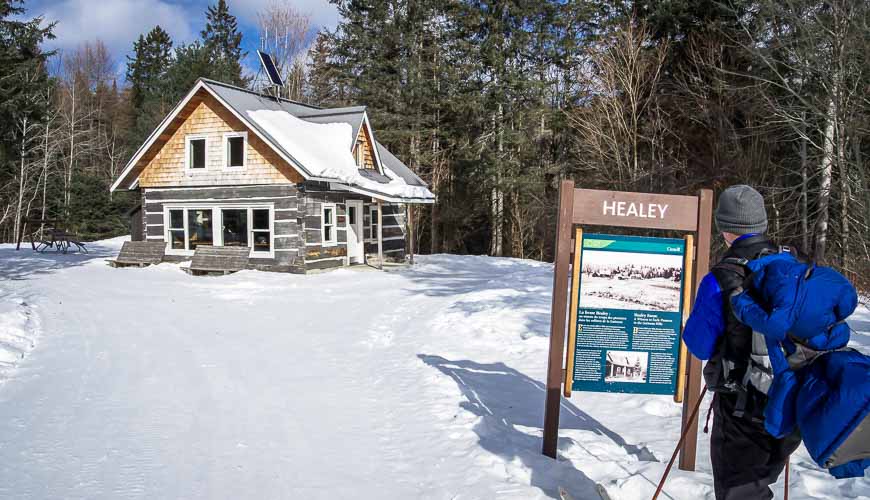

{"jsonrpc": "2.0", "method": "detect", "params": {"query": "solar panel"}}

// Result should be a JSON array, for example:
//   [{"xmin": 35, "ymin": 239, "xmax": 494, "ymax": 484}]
[{"xmin": 257, "ymin": 50, "xmax": 283, "ymax": 87}]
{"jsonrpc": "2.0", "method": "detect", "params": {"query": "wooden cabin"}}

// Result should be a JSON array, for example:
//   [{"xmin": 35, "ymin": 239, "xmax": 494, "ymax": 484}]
[
  {"xmin": 605, "ymin": 353, "xmax": 643, "ymax": 379},
  {"xmin": 111, "ymin": 79, "xmax": 434, "ymax": 273}
]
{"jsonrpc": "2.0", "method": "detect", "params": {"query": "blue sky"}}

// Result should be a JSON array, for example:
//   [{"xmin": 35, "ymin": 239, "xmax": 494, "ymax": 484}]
[{"xmin": 20, "ymin": 0, "xmax": 340, "ymax": 76}]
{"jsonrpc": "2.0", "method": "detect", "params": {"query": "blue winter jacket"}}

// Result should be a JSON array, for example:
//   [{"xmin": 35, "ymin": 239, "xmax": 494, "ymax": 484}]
[{"xmin": 730, "ymin": 253, "xmax": 869, "ymax": 478}]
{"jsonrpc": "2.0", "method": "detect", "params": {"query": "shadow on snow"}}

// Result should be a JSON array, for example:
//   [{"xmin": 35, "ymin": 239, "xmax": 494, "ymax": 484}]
[
  {"xmin": 402, "ymin": 255, "xmax": 553, "ymax": 338},
  {"xmin": 0, "ymin": 244, "xmax": 115, "ymax": 281},
  {"xmin": 418, "ymin": 354, "xmax": 659, "ymax": 499}
]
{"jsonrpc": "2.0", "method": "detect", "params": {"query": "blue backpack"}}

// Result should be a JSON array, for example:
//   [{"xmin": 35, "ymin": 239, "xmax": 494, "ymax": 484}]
[{"xmin": 730, "ymin": 251, "xmax": 869, "ymax": 478}]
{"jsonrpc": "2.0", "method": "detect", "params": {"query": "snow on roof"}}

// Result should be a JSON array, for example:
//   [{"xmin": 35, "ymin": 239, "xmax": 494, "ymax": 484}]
[{"xmin": 246, "ymin": 110, "xmax": 434, "ymax": 201}]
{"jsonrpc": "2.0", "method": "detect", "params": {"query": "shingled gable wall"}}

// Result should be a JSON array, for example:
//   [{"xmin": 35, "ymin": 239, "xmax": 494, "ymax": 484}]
[{"xmin": 137, "ymin": 91, "xmax": 304, "ymax": 188}]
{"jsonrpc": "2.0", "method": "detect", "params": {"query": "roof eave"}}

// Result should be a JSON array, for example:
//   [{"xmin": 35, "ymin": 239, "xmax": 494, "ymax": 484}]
[{"xmin": 330, "ymin": 183, "xmax": 436, "ymax": 204}]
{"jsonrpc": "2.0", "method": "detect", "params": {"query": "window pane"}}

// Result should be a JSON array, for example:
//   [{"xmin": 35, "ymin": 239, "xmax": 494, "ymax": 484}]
[
  {"xmin": 324, "ymin": 226, "xmax": 332, "ymax": 242},
  {"xmin": 252, "ymin": 231, "xmax": 270, "ymax": 252},
  {"xmin": 190, "ymin": 139, "xmax": 205, "ymax": 169},
  {"xmin": 227, "ymin": 136, "xmax": 244, "ymax": 167},
  {"xmin": 187, "ymin": 209, "xmax": 213, "ymax": 249},
  {"xmin": 324, "ymin": 208, "xmax": 333, "ymax": 225},
  {"xmin": 170, "ymin": 229, "xmax": 185, "ymax": 249},
  {"xmin": 253, "ymin": 209, "xmax": 269, "ymax": 230},
  {"xmin": 348, "ymin": 206, "xmax": 356, "ymax": 225},
  {"xmin": 222, "ymin": 209, "xmax": 248, "ymax": 247},
  {"xmin": 169, "ymin": 209, "xmax": 183, "ymax": 229}
]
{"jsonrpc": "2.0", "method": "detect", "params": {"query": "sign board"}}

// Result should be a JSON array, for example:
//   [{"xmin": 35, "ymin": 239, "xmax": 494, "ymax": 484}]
[
  {"xmin": 542, "ymin": 182, "xmax": 713, "ymax": 473},
  {"xmin": 572, "ymin": 189, "xmax": 699, "ymax": 231},
  {"xmin": 564, "ymin": 233, "xmax": 688, "ymax": 396}
]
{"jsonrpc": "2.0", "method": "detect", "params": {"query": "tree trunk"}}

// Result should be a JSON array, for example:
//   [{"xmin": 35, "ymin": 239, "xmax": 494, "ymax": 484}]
[
  {"xmin": 800, "ymin": 116, "xmax": 808, "ymax": 250},
  {"xmin": 812, "ymin": 97, "xmax": 836, "ymax": 262},
  {"xmin": 491, "ymin": 104, "xmax": 504, "ymax": 257},
  {"xmin": 14, "ymin": 118, "xmax": 28, "ymax": 245},
  {"xmin": 838, "ymin": 125, "xmax": 849, "ymax": 267},
  {"xmin": 430, "ymin": 202, "xmax": 440, "ymax": 254}
]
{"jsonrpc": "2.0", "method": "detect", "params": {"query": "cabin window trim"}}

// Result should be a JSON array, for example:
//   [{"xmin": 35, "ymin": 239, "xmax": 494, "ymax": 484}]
[
  {"xmin": 184, "ymin": 134, "xmax": 209, "ymax": 171},
  {"xmin": 366, "ymin": 205, "xmax": 380, "ymax": 243},
  {"xmin": 162, "ymin": 203, "xmax": 275, "ymax": 258},
  {"xmin": 322, "ymin": 203, "xmax": 337, "ymax": 247},
  {"xmin": 355, "ymin": 144, "xmax": 364, "ymax": 168},
  {"xmin": 223, "ymin": 131, "xmax": 247, "ymax": 169}
]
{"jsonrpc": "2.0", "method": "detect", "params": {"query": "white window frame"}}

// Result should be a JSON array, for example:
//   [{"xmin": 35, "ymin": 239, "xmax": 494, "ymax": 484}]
[
  {"xmin": 367, "ymin": 205, "xmax": 380, "ymax": 243},
  {"xmin": 185, "ymin": 134, "xmax": 209, "ymax": 171},
  {"xmin": 163, "ymin": 203, "xmax": 275, "ymax": 258},
  {"xmin": 223, "ymin": 131, "xmax": 247, "ymax": 169},
  {"xmin": 167, "ymin": 208, "xmax": 186, "ymax": 251},
  {"xmin": 322, "ymin": 203, "xmax": 337, "ymax": 247},
  {"xmin": 355, "ymin": 143, "xmax": 363, "ymax": 168},
  {"xmin": 249, "ymin": 207, "xmax": 273, "ymax": 256}
]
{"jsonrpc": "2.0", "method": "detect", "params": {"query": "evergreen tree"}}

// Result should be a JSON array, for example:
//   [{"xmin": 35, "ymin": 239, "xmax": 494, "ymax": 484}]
[
  {"xmin": 201, "ymin": 0, "xmax": 247, "ymax": 86},
  {"xmin": 0, "ymin": 0, "xmax": 55, "ymax": 237},
  {"xmin": 0, "ymin": 0, "xmax": 55, "ymax": 159},
  {"xmin": 166, "ymin": 41, "xmax": 213, "ymax": 101},
  {"xmin": 306, "ymin": 31, "xmax": 346, "ymax": 107},
  {"xmin": 124, "ymin": 25, "xmax": 173, "ymax": 147}
]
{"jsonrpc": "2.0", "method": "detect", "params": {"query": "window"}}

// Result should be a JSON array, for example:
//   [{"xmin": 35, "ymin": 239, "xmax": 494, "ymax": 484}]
[
  {"xmin": 348, "ymin": 205, "xmax": 357, "ymax": 227},
  {"xmin": 370, "ymin": 205, "xmax": 379, "ymax": 240},
  {"xmin": 186, "ymin": 136, "xmax": 207, "ymax": 170},
  {"xmin": 187, "ymin": 209, "xmax": 213, "ymax": 249},
  {"xmin": 252, "ymin": 209, "xmax": 271, "ymax": 252},
  {"xmin": 168, "ymin": 209, "xmax": 185, "ymax": 249},
  {"xmin": 222, "ymin": 209, "xmax": 248, "ymax": 247},
  {"xmin": 322, "ymin": 204, "xmax": 336, "ymax": 246},
  {"xmin": 165, "ymin": 206, "xmax": 272, "ymax": 256},
  {"xmin": 224, "ymin": 132, "xmax": 246, "ymax": 168},
  {"xmin": 355, "ymin": 144, "xmax": 363, "ymax": 168}
]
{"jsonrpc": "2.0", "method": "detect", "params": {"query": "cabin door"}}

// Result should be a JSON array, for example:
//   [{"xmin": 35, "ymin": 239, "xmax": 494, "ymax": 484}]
[{"xmin": 346, "ymin": 200, "xmax": 364, "ymax": 264}]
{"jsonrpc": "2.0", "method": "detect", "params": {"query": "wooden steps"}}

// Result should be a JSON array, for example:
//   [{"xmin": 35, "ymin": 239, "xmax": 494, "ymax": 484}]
[
  {"xmin": 187, "ymin": 246, "xmax": 250, "ymax": 276},
  {"xmin": 109, "ymin": 241, "xmax": 166, "ymax": 268}
]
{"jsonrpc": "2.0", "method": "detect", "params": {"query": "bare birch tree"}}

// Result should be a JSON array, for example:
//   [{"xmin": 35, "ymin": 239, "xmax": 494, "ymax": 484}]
[{"xmin": 256, "ymin": 0, "xmax": 311, "ymax": 100}]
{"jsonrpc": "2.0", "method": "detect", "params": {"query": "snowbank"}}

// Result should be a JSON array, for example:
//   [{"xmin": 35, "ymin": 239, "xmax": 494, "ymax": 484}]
[
  {"xmin": 0, "ymin": 297, "xmax": 38, "ymax": 383},
  {"xmin": 247, "ymin": 109, "xmax": 434, "ymax": 200}
]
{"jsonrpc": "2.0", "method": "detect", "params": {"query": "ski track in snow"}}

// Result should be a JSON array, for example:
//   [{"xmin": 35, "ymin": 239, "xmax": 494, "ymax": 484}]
[{"xmin": 0, "ymin": 239, "xmax": 867, "ymax": 499}]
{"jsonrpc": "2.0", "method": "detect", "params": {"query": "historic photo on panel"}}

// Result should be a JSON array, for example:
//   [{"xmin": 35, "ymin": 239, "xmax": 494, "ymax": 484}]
[{"xmin": 579, "ymin": 250, "xmax": 682, "ymax": 312}]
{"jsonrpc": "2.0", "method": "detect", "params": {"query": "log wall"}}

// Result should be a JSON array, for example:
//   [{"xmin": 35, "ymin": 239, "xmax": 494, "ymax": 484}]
[
  {"xmin": 301, "ymin": 182, "xmax": 407, "ymax": 270},
  {"xmin": 143, "ymin": 184, "xmax": 304, "ymax": 272}
]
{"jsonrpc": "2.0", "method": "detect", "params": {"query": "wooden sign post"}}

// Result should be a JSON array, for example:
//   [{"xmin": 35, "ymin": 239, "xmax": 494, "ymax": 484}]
[{"xmin": 542, "ymin": 180, "xmax": 713, "ymax": 472}]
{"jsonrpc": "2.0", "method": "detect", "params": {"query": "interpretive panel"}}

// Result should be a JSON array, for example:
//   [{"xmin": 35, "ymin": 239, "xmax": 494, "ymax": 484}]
[{"xmin": 569, "ymin": 233, "xmax": 687, "ymax": 395}]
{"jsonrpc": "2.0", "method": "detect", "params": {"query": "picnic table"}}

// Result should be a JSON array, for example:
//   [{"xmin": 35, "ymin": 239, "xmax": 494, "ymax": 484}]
[{"xmin": 15, "ymin": 220, "xmax": 88, "ymax": 254}]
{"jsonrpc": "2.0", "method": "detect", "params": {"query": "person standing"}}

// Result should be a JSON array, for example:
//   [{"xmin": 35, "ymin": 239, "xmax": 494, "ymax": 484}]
[{"xmin": 682, "ymin": 185, "xmax": 801, "ymax": 500}]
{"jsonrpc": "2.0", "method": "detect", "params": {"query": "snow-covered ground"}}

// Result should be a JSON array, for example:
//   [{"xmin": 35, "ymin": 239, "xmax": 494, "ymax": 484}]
[{"xmin": 0, "ymin": 238, "xmax": 867, "ymax": 500}]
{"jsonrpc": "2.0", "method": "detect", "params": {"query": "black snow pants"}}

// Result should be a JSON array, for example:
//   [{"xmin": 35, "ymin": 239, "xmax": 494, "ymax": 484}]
[{"xmin": 711, "ymin": 392, "xmax": 802, "ymax": 500}]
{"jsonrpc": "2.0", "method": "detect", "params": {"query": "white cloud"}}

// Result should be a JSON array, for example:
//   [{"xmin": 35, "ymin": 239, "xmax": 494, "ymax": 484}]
[
  {"xmin": 19, "ymin": 0, "xmax": 340, "ymax": 80},
  {"xmin": 228, "ymin": 0, "xmax": 340, "ymax": 32},
  {"xmin": 30, "ymin": 0, "xmax": 198, "ymax": 62}
]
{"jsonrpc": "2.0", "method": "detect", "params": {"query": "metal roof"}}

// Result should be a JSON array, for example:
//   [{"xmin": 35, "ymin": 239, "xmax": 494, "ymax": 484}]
[
  {"xmin": 112, "ymin": 79, "xmax": 432, "ymax": 202},
  {"xmin": 376, "ymin": 141, "xmax": 427, "ymax": 187}
]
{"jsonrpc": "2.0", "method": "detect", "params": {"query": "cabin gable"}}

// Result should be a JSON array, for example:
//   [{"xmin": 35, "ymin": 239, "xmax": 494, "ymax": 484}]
[
  {"xmin": 352, "ymin": 121, "xmax": 378, "ymax": 171},
  {"xmin": 138, "ymin": 90, "xmax": 304, "ymax": 188}
]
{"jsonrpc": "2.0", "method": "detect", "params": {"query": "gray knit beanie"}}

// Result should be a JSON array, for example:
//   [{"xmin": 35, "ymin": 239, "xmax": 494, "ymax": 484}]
[{"xmin": 715, "ymin": 185, "xmax": 768, "ymax": 235}]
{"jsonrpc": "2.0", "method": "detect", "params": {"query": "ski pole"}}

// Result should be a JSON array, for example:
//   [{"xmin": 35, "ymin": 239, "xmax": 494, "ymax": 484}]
[
  {"xmin": 784, "ymin": 459, "xmax": 790, "ymax": 500},
  {"xmin": 652, "ymin": 384, "xmax": 708, "ymax": 500}
]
